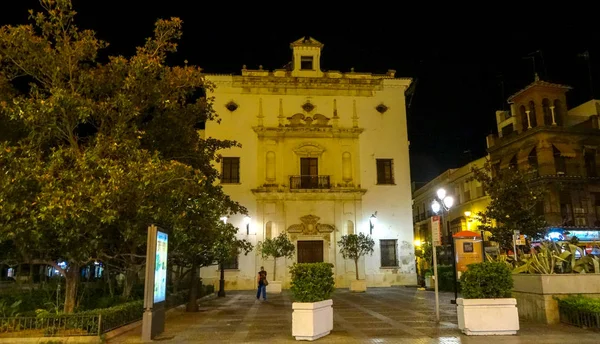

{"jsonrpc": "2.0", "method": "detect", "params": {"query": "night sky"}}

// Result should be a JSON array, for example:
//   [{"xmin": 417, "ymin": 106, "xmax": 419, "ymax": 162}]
[{"xmin": 2, "ymin": 3, "xmax": 600, "ymax": 182}]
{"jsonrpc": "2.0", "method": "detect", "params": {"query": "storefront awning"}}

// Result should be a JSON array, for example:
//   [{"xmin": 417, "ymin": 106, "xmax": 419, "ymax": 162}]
[
  {"xmin": 552, "ymin": 143, "xmax": 576, "ymax": 158},
  {"xmin": 517, "ymin": 145, "xmax": 536, "ymax": 162}
]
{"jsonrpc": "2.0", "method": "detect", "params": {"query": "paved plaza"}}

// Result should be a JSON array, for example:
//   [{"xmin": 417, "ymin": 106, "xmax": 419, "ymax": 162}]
[{"xmin": 109, "ymin": 287, "xmax": 599, "ymax": 343}]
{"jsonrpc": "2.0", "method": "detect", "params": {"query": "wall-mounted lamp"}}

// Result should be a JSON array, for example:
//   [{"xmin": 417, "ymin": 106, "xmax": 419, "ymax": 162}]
[
  {"xmin": 464, "ymin": 211, "xmax": 472, "ymax": 217},
  {"xmin": 369, "ymin": 212, "xmax": 377, "ymax": 235},
  {"xmin": 243, "ymin": 215, "xmax": 251, "ymax": 235},
  {"xmin": 220, "ymin": 216, "xmax": 228, "ymax": 224}
]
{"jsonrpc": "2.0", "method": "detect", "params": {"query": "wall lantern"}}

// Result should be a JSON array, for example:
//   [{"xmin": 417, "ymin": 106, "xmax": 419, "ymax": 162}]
[
  {"xmin": 369, "ymin": 212, "xmax": 378, "ymax": 235},
  {"xmin": 220, "ymin": 216, "xmax": 228, "ymax": 224},
  {"xmin": 243, "ymin": 215, "xmax": 251, "ymax": 235}
]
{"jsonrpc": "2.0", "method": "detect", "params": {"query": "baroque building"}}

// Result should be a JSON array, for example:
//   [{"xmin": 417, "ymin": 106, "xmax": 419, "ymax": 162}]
[
  {"xmin": 486, "ymin": 75, "xmax": 600, "ymax": 250},
  {"xmin": 199, "ymin": 37, "xmax": 416, "ymax": 290}
]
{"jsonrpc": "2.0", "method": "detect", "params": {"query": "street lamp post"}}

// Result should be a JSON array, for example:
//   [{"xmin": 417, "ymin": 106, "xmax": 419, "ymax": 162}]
[{"xmin": 431, "ymin": 188, "xmax": 454, "ymax": 322}]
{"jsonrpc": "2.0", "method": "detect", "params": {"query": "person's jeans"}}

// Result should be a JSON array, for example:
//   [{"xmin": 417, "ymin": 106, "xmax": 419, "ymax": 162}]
[{"xmin": 256, "ymin": 284, "xmax": 266, "ymax": 300}]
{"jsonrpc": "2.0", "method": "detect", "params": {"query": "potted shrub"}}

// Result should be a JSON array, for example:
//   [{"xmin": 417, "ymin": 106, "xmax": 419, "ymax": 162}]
[
  {"xmin": 289, "ymin": 262, "xmax": 335, "ymax": 341},
  {"xmin": 458, "ymin": 261, "xmax": 519, "ymax": 335},
  {"xmin": 424, "ymin": 269, "xmax": 433, "ymax": 289},
  {"xmin": 337, "ymin": 233, "xmax": 374, "ymax": 292},
  {"xmin": 257, "ymin": 232, "xmax": 295, "ymax": 293}
]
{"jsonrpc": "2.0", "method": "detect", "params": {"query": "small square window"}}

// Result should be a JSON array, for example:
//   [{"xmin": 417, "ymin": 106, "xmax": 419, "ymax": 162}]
[
  {"xmin": 380, "ymin": 239, "xmax": 398, "ymax": 267},
  {"xmin": 300, "ymin": 56, "xmax": 314, "ymax": 70},
  {"xmin": 222, "ymin": 254, "xmax": 239, "ymax": 270},
  {"xmin": 221, "ymin": 157, "xmax": 240, "ymax": 184},
  {"xmin": 376, "ymin": 159, "xmax": 394, "ymax": 185}
]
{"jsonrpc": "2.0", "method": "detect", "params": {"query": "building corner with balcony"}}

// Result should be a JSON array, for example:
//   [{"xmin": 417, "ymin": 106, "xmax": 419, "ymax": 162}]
[{"xmin": 198, "ymin": 37, "xmax": 417, "ymax": 290}]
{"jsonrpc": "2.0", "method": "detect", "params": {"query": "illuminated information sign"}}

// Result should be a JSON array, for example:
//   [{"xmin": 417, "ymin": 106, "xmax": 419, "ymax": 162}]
[{"xmin": 154, "ymin": 231, "xmax": 168, "ymax": 304}]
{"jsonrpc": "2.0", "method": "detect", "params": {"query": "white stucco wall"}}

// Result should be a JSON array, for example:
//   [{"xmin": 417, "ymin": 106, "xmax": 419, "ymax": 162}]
[{"xmin": 198, "ymin": 38, "xmax": 416, "ymax": 290}]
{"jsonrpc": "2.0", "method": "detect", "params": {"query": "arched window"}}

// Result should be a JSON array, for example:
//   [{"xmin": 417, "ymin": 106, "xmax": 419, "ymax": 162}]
[
  {"xmin": 342, "ymin": 152, "xmax": 352, "ymax": 182},
  {"xmin": 528, "ymin": 101, "xmax": 538, "ymax": 127},
  {"xmin": 265, "ymin": 221, "xmax": 272, "ymax": 239},
  {"xmin": 554, "ymin": 99, "xmax": 564, "ymax": 126},
  {"xmin": 509, "ymin": 155, "xmax": 518, "ymax": 170},
  {"xmin": 542, "ymin": 98, "xmax": 552, "ymax": 125},
  {"xmin": 520, "ymin": 105, "xmax": 528, "ymax": 131},
  {"xmin": 346, "ymin": 220, "xmax": 354, "ymax": 235},
  {"xmin": 528, "ymin": 147, "xmax": 538, "ymax": 171},
  {"xmin": 266, "ymin": 151, "xmax": 276, "ymax": 182}
]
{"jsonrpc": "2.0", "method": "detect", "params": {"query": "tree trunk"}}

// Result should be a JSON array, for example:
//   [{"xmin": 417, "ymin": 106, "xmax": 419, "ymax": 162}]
[
  {"xmin": 186, "ymin": 263, "xmax": 199, "ymax": 312},
  {"xmin": 173, "ymin": 265, "xmax": 182, "ymax": 293},
  {"xmin": 354, "ymin": 258, "xmax": 359, "ymax": 280},
  {"xmin": 122, "ymin": 267, "xmax": 137, "ymax": 299},
  {"xmin": 63, "ymin": 264, "xmax": 80, "ymax": 313},
  {"xmin": 217, "ymin": 264, "xmax": 225, "ymax": 297},
  {"xmin": 106, "ymin": 266, "xmax": 114, "ymax": 298},
  {"xmin": 16, "ymin": 264, "xmax": 22, "ymax": 287},
  {"xmin": 273, "ymin": 257, "xmax": 277, "ymax": 281}
]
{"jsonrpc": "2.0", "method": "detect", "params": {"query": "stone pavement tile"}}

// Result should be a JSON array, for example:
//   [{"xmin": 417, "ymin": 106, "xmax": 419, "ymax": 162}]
[{"xmin": 107, "ymin": 288, "xmax": 600, "ymax": 344}]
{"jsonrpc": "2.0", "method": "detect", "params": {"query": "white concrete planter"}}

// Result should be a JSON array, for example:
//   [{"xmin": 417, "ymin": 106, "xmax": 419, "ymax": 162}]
[
  {"xmin": 457, "ymin": 298, "xmax": 519, "ymax": 336},
  {"xmin": 424, "ymin": 276, "xmax": 433, "ymax": 288},
  {"xmin": 350, "ymin": 279, "xmax": 367, "ymax": 292},
  {"xmin": 267, "ymin": 281, "xmax": 282, "ymax": 294},
  {"xmin": 292, "ymin": 299, "xmax": 333, "ymax": 341}
]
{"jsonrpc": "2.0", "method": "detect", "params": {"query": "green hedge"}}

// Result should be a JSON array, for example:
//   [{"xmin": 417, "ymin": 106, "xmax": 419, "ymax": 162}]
[
  {"xmin": 0, "ymin": 284, "xmax": 215, "ymax": 337},
  {"xmin": 289, "ymin": 263, "xmax": 334, "ymax": 303},
  {"xmin": 557, "ymin": 295, "xmax": 600, "ymax": 313},
  {"xmin": 460, "ymin": 262, "xmax": 513, "ymax": 299}
]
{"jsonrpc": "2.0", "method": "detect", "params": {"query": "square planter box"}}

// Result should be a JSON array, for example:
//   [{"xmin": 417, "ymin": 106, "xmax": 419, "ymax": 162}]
[
  {"xmin": 292, "ymin": 299, "xmax": 333, "ymax": 341},
  {"xmin": 350, "ymin": 279, "xmax": 367, "ymax": 292},
  {"xmin": 425, "ymin": 276, "xmax": 433, "ymax": 288},
  {"xmin": 512, "ymin": 274, "xmax": 600, "ymax": 324},
  {"xmin": 457, "ymin": 298, "xmax": 519, "ymax": 336},
  {"xmin": 267, "ymin": 281, "xmax": 282, "ymax": 294}
]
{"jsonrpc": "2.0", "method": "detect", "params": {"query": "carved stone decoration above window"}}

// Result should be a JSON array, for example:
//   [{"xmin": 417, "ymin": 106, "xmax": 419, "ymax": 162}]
[
  {"xmin": 302, "ymin": 102, "xmax": 315, "ymax": 113},
  {"xmin": 376, "ymin": 103, "xmax": 389, "ymax": 114},
  {"xmin": 225, "ymin": 101, "xmax": 239, "ymax": 112},
  {"xmin": 293, "ymin": 142, "xmax": 326, "ymax": 157},
  {"xmin": 287, "ymin": 215, "xmax": 335, "ymax": 236},
  {"xmin": 286, "ymin": 113, "xmax": 331, "ymax": 127}
]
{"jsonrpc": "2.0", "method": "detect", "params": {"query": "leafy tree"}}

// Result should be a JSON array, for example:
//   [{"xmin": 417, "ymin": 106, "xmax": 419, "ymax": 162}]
[
  {"xmin": 257, "ymin": 232, "xmax": 295, "ymax": 281},
  {"xmin": 170, "ymin": 185, "xmax": 246, "ymax": 311},
  {"xmin": 213, "ymin": 224, "xmax": 253, "ymax": 298},
  {"xmin": 337, "ymin": 233, "xmax": 375, "ymax": 280},
  {"xmin": 471, "ymin": 162, "xmax": 547, "ymax": 252},
  {"xmin": 0, "ymin": 0, "xmax": 240, "ymax": 312}
]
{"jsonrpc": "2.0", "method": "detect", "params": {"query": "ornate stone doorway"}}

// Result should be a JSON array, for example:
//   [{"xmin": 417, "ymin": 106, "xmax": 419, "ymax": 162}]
[{"xmin": 297, "ymin": 240, "xmax": 324, "ymax": 263}]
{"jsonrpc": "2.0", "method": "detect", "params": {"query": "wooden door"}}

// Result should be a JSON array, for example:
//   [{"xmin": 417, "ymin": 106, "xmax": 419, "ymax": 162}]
[
  {"xmin": 297, "ymin": 240, "xmax": 324, "ymax": 263},
  {"xmin": 300, "ymin": 158, "xmax": 318, "ymax": 188}
]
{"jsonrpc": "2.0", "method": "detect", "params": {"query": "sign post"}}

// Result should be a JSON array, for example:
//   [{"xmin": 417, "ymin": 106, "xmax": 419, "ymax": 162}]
[
  {"xmin": 142, "ymin": 224, "xmax": 168, "ymax": 341},
  {"xmin": 431, "ymin": 215, "xmax": 442, "ymax": 322},
  {"xmin": 513, "ymin": 230, "xmax": 519, "ymax": 262}
]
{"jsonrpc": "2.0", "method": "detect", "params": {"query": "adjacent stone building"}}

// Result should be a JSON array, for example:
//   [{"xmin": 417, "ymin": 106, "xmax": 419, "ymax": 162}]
[
  {"xmin": 199, "ymin": 37, "xmax": 416, "ymax": 290},
  {"xmin": 487, "ymin": 75, "xmax": 600, "ymax": 249}
]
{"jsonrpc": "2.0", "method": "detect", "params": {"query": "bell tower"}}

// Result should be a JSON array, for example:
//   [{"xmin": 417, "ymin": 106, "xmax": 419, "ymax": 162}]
[{"xmin": 290, "ymin": 36, "xmax": 324, "ymax": 78}]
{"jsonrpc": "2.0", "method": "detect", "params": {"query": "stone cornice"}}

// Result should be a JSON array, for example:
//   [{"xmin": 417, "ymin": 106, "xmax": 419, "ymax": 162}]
[
  {"xmin": 251, "ymin": 188, "xmax": 367, "ymax": 200},
  {"xmin": 253, "ymin": 126, "xmax": 364, "ymax": 138}
]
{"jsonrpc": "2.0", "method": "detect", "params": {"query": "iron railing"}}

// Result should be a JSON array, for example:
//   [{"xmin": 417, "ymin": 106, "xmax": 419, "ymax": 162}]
[
  {"xmin": 0, "ymin": 314, "xmax": 102, "ymax": 337},
  {"xmin": 559, "ymin": 304, "xmax": 600, "ymax": 329},
  {"xmin": 289, "ymin": 175, "xmax": 331, "ymax": 190}
]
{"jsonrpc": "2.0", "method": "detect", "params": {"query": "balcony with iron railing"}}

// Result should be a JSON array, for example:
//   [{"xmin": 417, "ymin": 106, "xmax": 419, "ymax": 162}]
[{"xmin": 289, "ymin": 175, "xmax": 331, "ymax": 190}]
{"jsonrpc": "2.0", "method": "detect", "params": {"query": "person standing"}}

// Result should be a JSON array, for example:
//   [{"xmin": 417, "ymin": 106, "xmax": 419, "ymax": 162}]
[{"xmin": 256, "ymin": 266, "xmax": 267, "ymax": 300}]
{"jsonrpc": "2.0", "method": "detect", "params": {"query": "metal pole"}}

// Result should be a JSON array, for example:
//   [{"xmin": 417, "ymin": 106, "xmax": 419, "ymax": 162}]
[
  {"xmin": 433, "ymin": 241, "xmax": 440, "ymax": 322},
  {"xmin": 481, "ymin": 230, "xmax": 486, "ymax": 260},
  {"xmin": 513, "ymin": 231, "xmax": 518, "ymax": 262},
  {"xmin": 450, "ymin": 236, "xmax": 458, "ymax": 304}
]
